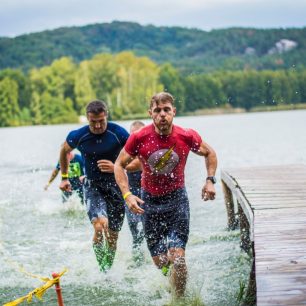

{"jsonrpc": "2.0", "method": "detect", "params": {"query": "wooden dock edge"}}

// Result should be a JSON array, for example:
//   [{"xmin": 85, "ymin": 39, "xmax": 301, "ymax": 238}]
[
  {"xmin": 221, "ymin": 169, "xmax": 254, "ymax": 242},
  {"xmin": 221, "ymin": 169, "xmax": 257, "ymax": 304}
]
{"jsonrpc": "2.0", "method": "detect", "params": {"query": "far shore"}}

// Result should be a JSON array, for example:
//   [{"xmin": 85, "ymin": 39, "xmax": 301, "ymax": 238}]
[
  {"xmin": 2, "ymin": 104, "xmax": 306, "ymax": 128},
  {"xmin": 113, "ymin": 103, "xmax": 306, "ymax": 121},
  {"xmin": 182, "ymin": 103, "xmax": 306, "ymax": 117}
]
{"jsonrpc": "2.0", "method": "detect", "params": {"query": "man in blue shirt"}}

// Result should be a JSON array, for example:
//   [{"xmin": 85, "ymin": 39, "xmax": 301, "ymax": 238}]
[
  {"xmin": 59, "ymin": 100, "xmax": 129, "ymax": 272},
  {"xmin": 45, "ymin": 151, "xmax": 85, "ymax": 204}
]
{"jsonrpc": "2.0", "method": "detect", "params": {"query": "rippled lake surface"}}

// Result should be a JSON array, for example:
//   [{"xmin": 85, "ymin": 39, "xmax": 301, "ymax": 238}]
[{"xmin": 0, "ymin": 110, "xmax": 305, "ymax": 305}]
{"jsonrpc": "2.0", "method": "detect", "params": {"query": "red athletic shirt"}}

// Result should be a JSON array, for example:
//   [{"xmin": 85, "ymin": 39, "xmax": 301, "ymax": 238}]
[{"xmin": 124, "ymin": 124, "xmax": 202, "ymax": 195}]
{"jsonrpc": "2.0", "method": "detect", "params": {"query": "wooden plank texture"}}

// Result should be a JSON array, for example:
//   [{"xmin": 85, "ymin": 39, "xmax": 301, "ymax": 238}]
[{"xmin": 221, "ymin": 164, "xmax": 306, "ymax": 305}]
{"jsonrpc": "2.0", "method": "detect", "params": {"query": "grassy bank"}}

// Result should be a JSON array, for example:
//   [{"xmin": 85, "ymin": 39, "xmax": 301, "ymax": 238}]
[{"xmin": 182, "ymin": 103, "xmax": 306, "ymax": 117}]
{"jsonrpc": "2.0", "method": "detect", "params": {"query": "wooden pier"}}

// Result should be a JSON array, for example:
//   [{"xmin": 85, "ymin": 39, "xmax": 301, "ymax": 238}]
[{"xmin": 221, "ymin": 164, "xmax": 306, "ymax": 305}]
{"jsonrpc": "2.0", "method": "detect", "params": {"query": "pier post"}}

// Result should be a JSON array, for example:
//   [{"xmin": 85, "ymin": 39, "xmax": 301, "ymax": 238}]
[
  {"xmin": 238, "ymin": 203, "xmax": 250, "ymax": 253},
  {"xmin": 221, "ymin": 180, "xmax": 237, "ymax": 230}
]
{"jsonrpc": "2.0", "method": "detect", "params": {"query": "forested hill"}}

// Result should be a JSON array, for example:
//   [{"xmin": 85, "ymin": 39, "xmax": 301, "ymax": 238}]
[{"xmin": 1, "ymin": 21, "xmax": 306, "ymax": 73}]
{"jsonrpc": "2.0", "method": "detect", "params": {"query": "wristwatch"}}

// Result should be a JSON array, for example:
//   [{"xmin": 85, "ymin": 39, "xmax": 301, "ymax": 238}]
[{"xmin": 206, "ymin": 176, "xmax": 217, "ymax": 184}]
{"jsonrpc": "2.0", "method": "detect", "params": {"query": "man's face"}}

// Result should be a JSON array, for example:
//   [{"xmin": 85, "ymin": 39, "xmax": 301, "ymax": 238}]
[
  {"xmin": 149, "ymin": 101, "xmax": 176, "ymax": 134},
  {"xmin": 87, "ymin": 112, "xmax": 108, "ymax": 134}
]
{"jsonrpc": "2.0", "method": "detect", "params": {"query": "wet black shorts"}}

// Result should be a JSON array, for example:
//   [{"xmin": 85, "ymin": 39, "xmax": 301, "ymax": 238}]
[
  {"xmin": 141, "ymin": 188, "xmax": 190, "ymax": 257},
  {"xmin": 84, "ymin": 178, "xmax": 125, "ymax": 232}
]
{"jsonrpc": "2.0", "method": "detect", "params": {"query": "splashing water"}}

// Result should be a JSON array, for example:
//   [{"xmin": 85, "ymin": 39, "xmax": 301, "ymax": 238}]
[{"xmin": 1, "ymin": 111, "xmax": 306, "ymax": 305}]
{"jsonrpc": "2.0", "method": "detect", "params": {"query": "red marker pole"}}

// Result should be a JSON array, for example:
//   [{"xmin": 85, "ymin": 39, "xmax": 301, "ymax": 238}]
[{"xmin": 52, "ymin": 272, "xmax": 64, "ymax": 306}]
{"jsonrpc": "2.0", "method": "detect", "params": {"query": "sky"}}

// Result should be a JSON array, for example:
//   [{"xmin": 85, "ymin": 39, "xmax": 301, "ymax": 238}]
[{"xmin": 1, "ymin": 0, "xmax": 306, "ymax": 37}]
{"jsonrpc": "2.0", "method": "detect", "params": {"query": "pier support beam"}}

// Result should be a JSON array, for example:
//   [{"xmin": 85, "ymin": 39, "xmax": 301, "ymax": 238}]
[
  {"xmin": 238, "ymin": 202, "xmax": 251, "ymax": 253},
  {"xmin": 222, "ymin": 180, "xmax": 237, "ymax": 230}
]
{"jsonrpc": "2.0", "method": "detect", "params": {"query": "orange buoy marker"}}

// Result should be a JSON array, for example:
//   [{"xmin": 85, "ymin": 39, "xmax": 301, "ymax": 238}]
[{"xmin": 52, "ymin": 272, "xmax": 64, "ymax": 306}]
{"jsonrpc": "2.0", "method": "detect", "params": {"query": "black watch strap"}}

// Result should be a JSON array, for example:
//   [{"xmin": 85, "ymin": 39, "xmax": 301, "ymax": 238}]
[{"xmin": 206, "ymin": 176, "xmax": 216, "ymax": 184}]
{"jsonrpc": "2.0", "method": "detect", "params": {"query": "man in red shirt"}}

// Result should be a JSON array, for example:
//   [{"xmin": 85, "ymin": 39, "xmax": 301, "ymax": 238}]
[{"xmin": 114, "ymin": 92, "xmax": 217, "ymax": 297}]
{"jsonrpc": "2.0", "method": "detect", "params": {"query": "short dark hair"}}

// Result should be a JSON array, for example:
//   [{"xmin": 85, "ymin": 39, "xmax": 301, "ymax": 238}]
[
  {"xmin": 150, "ymin": 92, "xmax": 174, "ymax": 108},
  {"xmin": 86, "ymin": 100, "xmax": 108, "ymax": 115}
]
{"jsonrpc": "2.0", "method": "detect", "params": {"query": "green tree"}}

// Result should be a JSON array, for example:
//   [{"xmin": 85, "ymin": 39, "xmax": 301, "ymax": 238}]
[
  {"xmin": 111, "ymin": 51, "xmax": 162, "ymax": 118},
  {"xmin": 237, "ymin": 70, "xmax": 265, "ymax": 110},
  {"xmin": 184, "ymin": 74, "xmax": 226, "ymax": 111},
  {"xmin": 88, "ymin": 53, "xmax": 120, "ymax": 100},
  {"xmin": 159, "ymin": 63, "xmax": 185, "ymax": 114},
  {"xmin": 74, "ymin": 61, "xmax": 95, "ymax": 114},
  {"xmin": 0, "ymin": 68, "xmax": 31, "ymax": 110},
  {"xmin": 0, "ymin": 77, "xmax": 20, "ymax": 127},
  {"xmin": 29, "ymin": 57, "xmax": 78, "ymax": 124},
  {"xmin": 40, "ymin": 91, "xmax": 78, "ymax": 124}
]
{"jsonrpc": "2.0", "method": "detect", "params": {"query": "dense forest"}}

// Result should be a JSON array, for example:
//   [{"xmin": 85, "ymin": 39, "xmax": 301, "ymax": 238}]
[
  {"xmin": 1, "ymin": 51, "xmax": 305, "ymax": 127},
  {"xmin": 1, "ymin": 22, "xmax": 306, "ymax": 127},
  {"xmin": 1, "ymin": 21, "xmax": 306, "ymax": 73}
]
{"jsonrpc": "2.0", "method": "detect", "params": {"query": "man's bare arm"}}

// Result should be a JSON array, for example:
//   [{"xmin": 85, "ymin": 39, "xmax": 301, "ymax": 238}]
[
  {"xmin": 44, "ymin": 168, "xmax": 59, "ymax": 190},
  {"xmin": 114, "ymin": 149, "xmax": 144, "ymax": 214},
  {"xmin": 194, "ymin": 141, "xmax": 218, "ymax": 200},
  {"xmin": 114, "ymin": 148, "xmax": 135, "ymax": 195},
  {"xmin": 194, "ymin": 141, "xmax": 218, "ymax": 176},
  {"xmin": 59, "ymin": 141, "xmax": 73, "ymax": 192},
  {"xmin": 60, "ymin": 142, "xmax": 73, "ymax": 175},
  {"xmin": 125, "ymin": 157, "xmax": 142, "ymax": 172}
]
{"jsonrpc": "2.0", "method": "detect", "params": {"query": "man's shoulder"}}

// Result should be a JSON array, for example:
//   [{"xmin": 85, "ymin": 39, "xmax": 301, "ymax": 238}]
[
  {"xmin": 134, "ymin": 124, "xmax": 152, "ymax": 138},
  {"xmin": 173, "ymin": 125, "xmax": 201, "ymax": 144},
  {"xmin": 107, "ymin": 122, "xmax": 128, "ymax": 135},
  {"xmin": 174, "ymin": 125, "xmax": 199, "ymax": 136},
  {"xmin": 69, "ymin": 125, "xmax": 90, "ymax": 137}
]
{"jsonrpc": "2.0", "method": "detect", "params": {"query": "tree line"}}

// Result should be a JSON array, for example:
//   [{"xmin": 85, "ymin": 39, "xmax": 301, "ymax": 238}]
[{"xmin": 0, "ymin": 51, "xmax": 305, "ymax": 127}]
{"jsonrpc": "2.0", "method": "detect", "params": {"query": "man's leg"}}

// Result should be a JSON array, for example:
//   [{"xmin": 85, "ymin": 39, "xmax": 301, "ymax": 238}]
[
  {"xmin": 103, "ymin": 229, "xmax": 118, "ymax": 269},
  {"xmin": 125, "ymin": 206, "xmax": 145, "ymax": 262},
  {"xmin": 84, "ymin": 179, "xmax": 113, "ymax": 272},
  {"xmin": 102, "ymin": 180, "xmax": 125, "ymax": 269},
  {"xmin": 152, "ymin": 253, "xmax": 170, "ymax": 274},
  {"xmin": 166, "ymin": 188, "xmax": 190, "ymax": 296},
  {"xmin": 168, "ymin": 247, "xmax": 187, "ymax": 297},
  {"xmin": 92, "ymin": 216, "xmax": 110, "ymax": 272},
  {"xmin": 151, "ymin": 247, "xmax": 187, "ymax": 296},
  {"xmin": 92, "ymin": 221, "xmax": 119, "ymax": 272}
]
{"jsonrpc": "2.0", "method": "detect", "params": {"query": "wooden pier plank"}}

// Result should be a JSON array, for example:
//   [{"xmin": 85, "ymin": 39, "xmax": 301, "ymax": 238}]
[{"xmin": 221, "ymin": 165, "xmax": 306, "ymax": 305}]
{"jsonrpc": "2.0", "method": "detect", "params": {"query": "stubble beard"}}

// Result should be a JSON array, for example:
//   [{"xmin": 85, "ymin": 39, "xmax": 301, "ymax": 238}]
[{"xmin": 155, "ymin": 118, "xmax": 173, "ymax": 135}]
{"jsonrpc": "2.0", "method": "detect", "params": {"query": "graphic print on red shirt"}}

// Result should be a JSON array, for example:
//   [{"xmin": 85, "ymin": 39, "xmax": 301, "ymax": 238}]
[{"xmin": 125, "ymin": 124, "xmax": 202, "ymax": 195}]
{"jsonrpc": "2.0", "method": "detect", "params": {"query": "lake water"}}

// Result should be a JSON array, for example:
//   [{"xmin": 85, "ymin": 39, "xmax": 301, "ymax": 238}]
[{"xmin": 0, "ymin": 110, "xmax": 305, "ymax": 306}]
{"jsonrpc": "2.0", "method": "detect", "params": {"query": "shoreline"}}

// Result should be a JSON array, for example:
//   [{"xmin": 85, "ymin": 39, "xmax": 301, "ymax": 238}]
[
  {"xmin": 117, "ymin": 103, "xmax": 306, "ymax": 121},
  {"xmin": 182, "ymin": 103, "xmax": 306, "ymax": 117},
  {"xmin": 2, "ymin": 104, "xmax": 306, "ymax": 128}
]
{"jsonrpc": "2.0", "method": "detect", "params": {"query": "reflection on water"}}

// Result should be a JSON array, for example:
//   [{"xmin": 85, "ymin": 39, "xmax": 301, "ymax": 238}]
[{"xmin": 0, "ymin": 110, "xmax": 305, "ymax": 305}]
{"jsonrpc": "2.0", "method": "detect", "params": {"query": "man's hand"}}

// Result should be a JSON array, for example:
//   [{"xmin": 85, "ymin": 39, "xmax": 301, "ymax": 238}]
[
  {"xmin": 60, "ymin": 179, "xmax": 72, "ymax": 192},
  {"xmin": 125, "ymin": 194, "xmax": 145, "ymax": 214},
  {"xmin": 202, "ymin": 181, "xmax": 216, "ymax": 201},
  {"xmin": 97, "ymin": 160, "xmax": 114, "ymax": 173}
]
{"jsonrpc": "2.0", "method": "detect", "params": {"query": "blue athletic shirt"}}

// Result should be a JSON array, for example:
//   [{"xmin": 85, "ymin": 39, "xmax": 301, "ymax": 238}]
[{"xmin": 66, "ymin": 122, "xmax": 129, "ymax": 180}]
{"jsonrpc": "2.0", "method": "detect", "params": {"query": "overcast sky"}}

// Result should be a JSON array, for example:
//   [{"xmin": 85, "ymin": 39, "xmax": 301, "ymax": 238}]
[{"xmin": 1, "ymin": 0, "xmax": 306, "ymax": 37}]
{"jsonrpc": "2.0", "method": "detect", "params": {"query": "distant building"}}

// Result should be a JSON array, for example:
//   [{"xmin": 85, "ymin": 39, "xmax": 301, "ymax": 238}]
[{"xmin": 268, "ymin": 39, "xmax": 298, "ymax": 54}]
